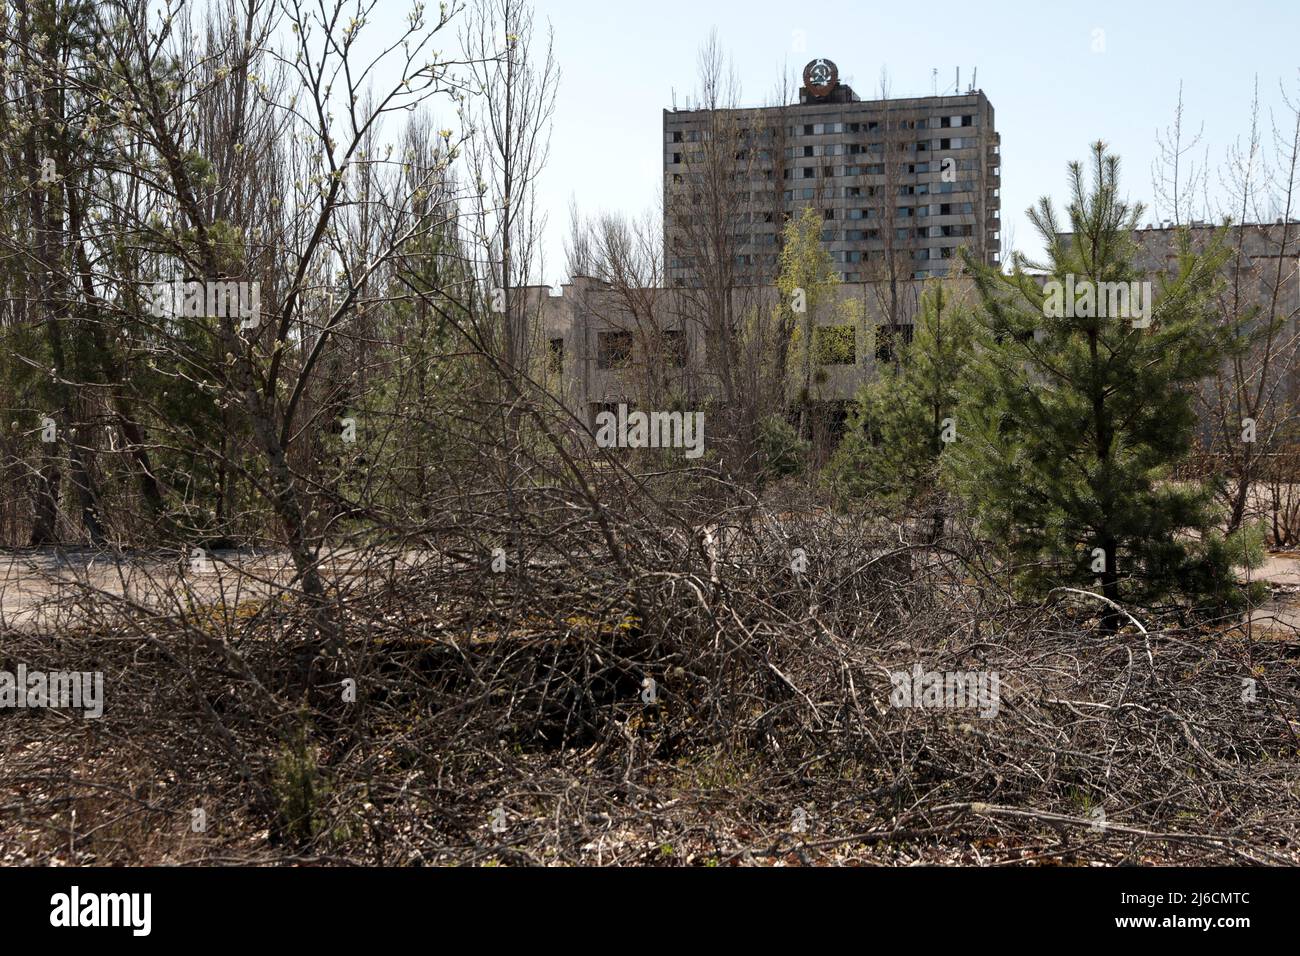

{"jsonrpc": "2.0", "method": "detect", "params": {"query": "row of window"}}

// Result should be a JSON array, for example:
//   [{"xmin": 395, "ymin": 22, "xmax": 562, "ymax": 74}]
[
  {"xmin": 828, "ymin": 246, "xmax": 959, "ymax": 262},
  {"xmin": 669, "ymin": 271, "xmax": 950, "ymax": 286},
  {"xmin": 788, "ymin": 116, "xmax": 976, "ymax": 136},
  {"xmin": 782, "ymin": 141, "xmax": 982, "ymax": 159},
  {"xmin": 670, "ymin": 137, "xmax": 978, "ymax": 166},
  {"xmin": 783, "ymin": 165, "xmax": 979, "ymax": 187},
  {"xmin": 666, "ymin": 115, "xmax": 977, "ymax": 144},
  {"xmin": 592, "ymin": 324, "xmax": 919, "ymax": 369},
  {"xmin": 779, "ymin": 195, "xmax": 978, "ymax": 213},
  {"xmin": 596, "ymin": 330, "xmax": 688, "ymax": 370},
  {"xmin": 670, "ymin": 199, "xmax": 979, "ymax": 227}
]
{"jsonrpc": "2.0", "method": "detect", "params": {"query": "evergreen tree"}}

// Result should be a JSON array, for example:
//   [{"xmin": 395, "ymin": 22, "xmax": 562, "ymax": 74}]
[
  {"xmin": 829, "ymin": 281, "xmax": 974, "ymax": 535},
  {"xmin": 945, "ymin": 142, "xmax": 1260, "ymax": 624}
]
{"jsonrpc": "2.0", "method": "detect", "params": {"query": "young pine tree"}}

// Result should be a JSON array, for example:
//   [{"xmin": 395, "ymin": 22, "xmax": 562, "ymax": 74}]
[
  {"xmin": 829, "ymin": 280, "xmax": 974, "ymax": 537},
  {"xmin": 945, "ymin": 142, "xmax": 1261, "ymax": 624}
]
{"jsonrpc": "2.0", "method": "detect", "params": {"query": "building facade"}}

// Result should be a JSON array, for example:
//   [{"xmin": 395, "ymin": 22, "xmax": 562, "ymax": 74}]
[
  {"xmin": 526, "ymin": 224, "xmax": 1297, "ymax": 436},
  {"xmin": 523, "ymin": 274, "xmax": 976, "ymax": 430},
  {"xmin": 663, "ymin": 57, "xmax": 1001, "ymax": 288}
]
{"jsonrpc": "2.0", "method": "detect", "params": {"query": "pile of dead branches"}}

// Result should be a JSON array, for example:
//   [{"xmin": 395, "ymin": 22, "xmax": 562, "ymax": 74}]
[{"xmin": 2, "ymin": 472, "xmax": 1297, "ymax": 865}]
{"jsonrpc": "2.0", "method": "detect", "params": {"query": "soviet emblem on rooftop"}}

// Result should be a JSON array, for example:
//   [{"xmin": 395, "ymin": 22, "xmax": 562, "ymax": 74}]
[{"xmin": 803, "ymin": 58, "xmax": 839, "ymax": 98}]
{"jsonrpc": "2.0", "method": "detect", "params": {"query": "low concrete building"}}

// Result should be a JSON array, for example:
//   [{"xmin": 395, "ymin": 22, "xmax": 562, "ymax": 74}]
[{"xmin": 518, "ymin": 274, "xmax": 979, "ymax": 429}]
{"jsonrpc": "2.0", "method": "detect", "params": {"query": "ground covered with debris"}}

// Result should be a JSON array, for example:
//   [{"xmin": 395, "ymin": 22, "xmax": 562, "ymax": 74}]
[{"xmin": 3, "ymin": 484, "xmax": 1296, "ymax": 866}]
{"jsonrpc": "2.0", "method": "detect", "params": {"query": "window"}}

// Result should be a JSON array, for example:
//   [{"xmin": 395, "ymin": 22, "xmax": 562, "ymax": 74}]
[
  {"xmin": 874, "ymin": 323, "xmax": 914, "ymax": 363},
  {"xmin": 815, "ymin": 325, "xmax": 856, "ymax": 365},
  {"xmin": 597, "ymin": 330, "xmax": 633, "ymax": 370},
  {"xmin": 548, "ymin": 337, "xmax": 564, "ymax": 375},
  {"xmin": 672, "ymin": 131, "xmax": 683, "ymax": 143},
  {"xmin": 662, "ymin": 329, "xmax": 687, "ymax": 367}
]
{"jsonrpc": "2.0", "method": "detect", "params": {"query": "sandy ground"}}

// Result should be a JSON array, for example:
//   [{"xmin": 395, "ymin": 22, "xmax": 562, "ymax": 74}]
[
  {"xmin": 5, "ymin": 542, "xmax": 1300, "ymax": 633},
  {"xmin": 0, "ymin": 547, "xmax": 434, "ymax": 632},
  {"xmin": 1243, "ymin": 551, "xmax": 1300, "ymax": 634}
]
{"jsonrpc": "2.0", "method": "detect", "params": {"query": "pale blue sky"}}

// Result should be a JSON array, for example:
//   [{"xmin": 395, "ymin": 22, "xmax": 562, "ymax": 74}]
[
  {"xmin": 530, "ymin": 0, "xmax": 1300, "ymax": 283},
  {"xmin": 370, "ymin": 0, "xmax": 1300, "ymax": 284}
]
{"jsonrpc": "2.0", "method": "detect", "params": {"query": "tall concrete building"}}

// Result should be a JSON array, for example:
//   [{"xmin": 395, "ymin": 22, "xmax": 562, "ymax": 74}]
[{"xmin": 663, "ymin": 57, "xmax": 1001, "ymax": 288}]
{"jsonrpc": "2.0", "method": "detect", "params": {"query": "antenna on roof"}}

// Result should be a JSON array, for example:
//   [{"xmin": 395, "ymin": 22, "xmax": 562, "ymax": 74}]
[
  {"xmin": 931, "ymin": 68, "xmax": 937, "ymax": 96},
  {"xmin": 970, "ymin": 67, "xmax": 977, "ymax": 92}
]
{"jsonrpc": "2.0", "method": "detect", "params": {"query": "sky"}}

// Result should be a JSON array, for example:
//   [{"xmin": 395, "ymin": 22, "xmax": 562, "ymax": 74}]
[
  {"xmin": 522, "ymin": 0, "xmax": 1300, "ymax": 285},
  {"xmin": 360, "ymin": 0, "xmax": 1300, "ymax": 286}
]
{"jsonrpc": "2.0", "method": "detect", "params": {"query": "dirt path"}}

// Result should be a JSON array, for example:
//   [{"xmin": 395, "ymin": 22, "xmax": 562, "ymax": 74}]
[{"xmin": 0, "ymin": 547, "xmax": 433, "ymax": 632}]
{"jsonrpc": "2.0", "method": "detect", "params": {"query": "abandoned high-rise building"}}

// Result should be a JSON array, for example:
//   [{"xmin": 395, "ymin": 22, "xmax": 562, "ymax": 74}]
[{"xmin": 663, "ymin": 58, "xmax": 1001, "ymax": 287}]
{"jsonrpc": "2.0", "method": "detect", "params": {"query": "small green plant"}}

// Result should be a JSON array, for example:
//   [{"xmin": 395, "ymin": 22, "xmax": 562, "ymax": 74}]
[
  {"xmin": 757, "ymin": 413, "xmax": 810, "ymax": 480},
  {"xmin": 272, "ymin": 719, "xmax": 328, "ymax": 846}
]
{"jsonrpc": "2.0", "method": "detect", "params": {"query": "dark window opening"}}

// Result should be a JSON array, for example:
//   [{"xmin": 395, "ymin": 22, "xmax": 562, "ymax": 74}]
[
  {"xmin": 815, "ymin": 325, "xmax": 856, "ymax": 366},
  {"xmin": 662, "ymin": 329, "xmax": 687, "ymax": 367},
  {"xmin": 875, "ymin": 323, "xmax": 914, "ymax": 363},
  {"xmin": 597, "ymin": 330, "xmax": 634, "ymax": 370}
]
